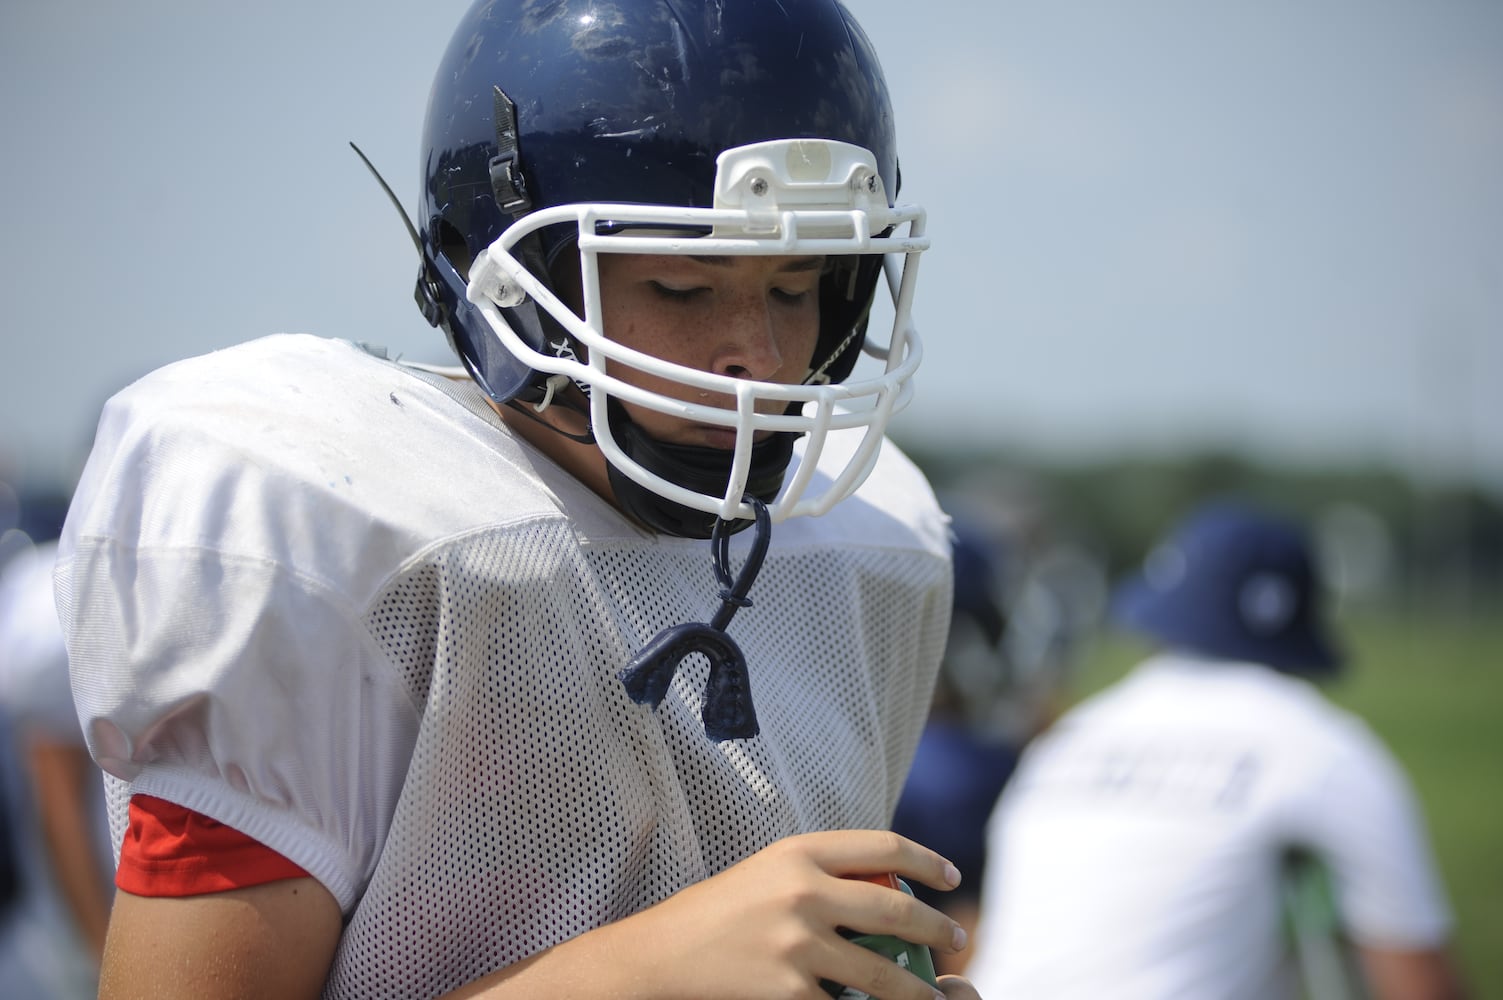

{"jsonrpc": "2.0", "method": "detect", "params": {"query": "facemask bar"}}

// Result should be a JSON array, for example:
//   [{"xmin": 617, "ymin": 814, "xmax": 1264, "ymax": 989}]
[{"xmin": 465, "ymin": 139, "xmax": 928, "ymax": 524}]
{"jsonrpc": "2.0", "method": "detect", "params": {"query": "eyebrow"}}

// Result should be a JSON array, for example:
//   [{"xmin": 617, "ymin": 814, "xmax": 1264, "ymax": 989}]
[{"xmin": 687, "ymin": 255, "xmax": 826, "ymax": 272}]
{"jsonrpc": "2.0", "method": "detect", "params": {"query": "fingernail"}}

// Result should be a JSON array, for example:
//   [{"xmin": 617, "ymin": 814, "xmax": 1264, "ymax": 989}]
[
  {"xmin": 943, "ymin": 862, "xmax": 961, "ymax": 887},
  {"xmin": 952, "ymin": 923, "xmax": 968, "ymax": 952}
]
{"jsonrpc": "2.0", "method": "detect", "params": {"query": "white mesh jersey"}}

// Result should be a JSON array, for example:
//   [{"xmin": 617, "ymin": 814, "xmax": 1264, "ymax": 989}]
[
  {"xmin": 967, "ymin": 653, "xmax": 1455, "ymax": 1000},
  {"xmin": 55, "ymin": 333, "xmax": 952, "ymax": 999}
]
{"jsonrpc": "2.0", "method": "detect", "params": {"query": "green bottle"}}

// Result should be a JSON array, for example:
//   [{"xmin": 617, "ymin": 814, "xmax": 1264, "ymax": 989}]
[{"xmin": 821, "ymin": 875, "xmax": 939, "ymax": 998}]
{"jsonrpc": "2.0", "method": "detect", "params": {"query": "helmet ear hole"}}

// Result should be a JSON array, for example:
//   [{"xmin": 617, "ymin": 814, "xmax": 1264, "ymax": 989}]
[
  {"xmin": 548, "ymin": 253, "xmax": 585, "ymax": 313},
  {"xmin": 436, "ymin": 219, "xmax": 473, "ymax": 279}
]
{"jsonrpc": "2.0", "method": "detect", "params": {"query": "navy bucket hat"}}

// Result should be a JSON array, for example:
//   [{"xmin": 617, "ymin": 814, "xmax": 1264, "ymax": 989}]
[{"xmin": 1111, "ymin": 500, "xmax": 1343, "ymax": 676}]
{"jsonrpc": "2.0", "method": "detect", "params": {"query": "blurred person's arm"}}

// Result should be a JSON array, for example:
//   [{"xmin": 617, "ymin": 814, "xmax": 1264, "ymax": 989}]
[
  {"xmin": 1359, "ymin": 943, "xmax": 1469, "ymax": 1000},
  {"xmin": 1295, "ymin": 706, "xmax": 1467, "ymax": 1000},
  {"xmin": 26, "ymin": 731, "xmax": 112, "ymax": 959}
]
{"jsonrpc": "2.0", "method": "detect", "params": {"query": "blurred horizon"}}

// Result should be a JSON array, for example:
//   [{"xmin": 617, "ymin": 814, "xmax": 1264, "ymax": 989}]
[{"xmin": 2, "ymin": 0, "xmax": 1500, "ymax": 499}]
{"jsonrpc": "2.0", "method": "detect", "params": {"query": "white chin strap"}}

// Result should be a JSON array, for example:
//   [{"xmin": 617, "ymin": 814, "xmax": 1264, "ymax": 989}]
[{"xmin": 465, "ymin": 138, "xmax": 929, "ymax": 524}]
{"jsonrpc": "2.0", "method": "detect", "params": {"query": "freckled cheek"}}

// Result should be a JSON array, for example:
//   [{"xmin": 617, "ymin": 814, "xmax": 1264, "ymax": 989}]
[
  {"xmin": 598, "ymin": 312, "xmax": 696, "ymax": 400},
  {"xmin": 604, "ymin": 314, "xmax": 703, "ymax": 375},
  {"xmin": 603, "ymin": 298, "xmax": 697, "ymax": 366},
  {"xmin": 779, "ymin": 317, "xmax": 821, "ymax": 377}
]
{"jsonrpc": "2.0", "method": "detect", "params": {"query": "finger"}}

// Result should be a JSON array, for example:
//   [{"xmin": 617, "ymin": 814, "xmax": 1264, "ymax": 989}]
[
  {"xmin": 823, "ymin": 935, "xmax": 946, "ymax": 1000},
  {"xmin": 893, "ymin": 857, "xmax": 964, "ymax": 900},
  {"xmin": 799, "ymin": 829, "xmax": 963, "ymax": 898},
  {"xmin": 935, "ymin": 974, "xmax": 983, "ymax": 999},
  {"xmin": 830, "ymin": 877, "xmax": 966, "ymax": 958}
]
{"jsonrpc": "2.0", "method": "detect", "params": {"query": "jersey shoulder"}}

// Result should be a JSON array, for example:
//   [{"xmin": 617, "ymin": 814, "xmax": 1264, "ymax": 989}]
[
  {"xmin": 787, "ymin": 429, "xmax": 949, "ymax": 561},
  {"xmin": 63, "ymin": 334, "xmax": 603, "ymax": 604}
]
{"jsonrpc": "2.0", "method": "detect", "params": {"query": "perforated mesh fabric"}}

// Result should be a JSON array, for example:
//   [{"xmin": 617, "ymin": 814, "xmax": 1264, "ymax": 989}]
[
  {"xmin": 325, "ymin": 521, "xmax": 947, "ymax": 997},
  {"xmin": 55, "ymin": 334, "xmax": 950, "ymax": 999}
]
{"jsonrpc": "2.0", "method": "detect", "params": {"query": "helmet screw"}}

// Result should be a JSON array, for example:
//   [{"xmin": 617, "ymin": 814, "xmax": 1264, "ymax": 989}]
[{"xmin": 749, "ymin": 177, "xmax": 768, "ymax": 197}]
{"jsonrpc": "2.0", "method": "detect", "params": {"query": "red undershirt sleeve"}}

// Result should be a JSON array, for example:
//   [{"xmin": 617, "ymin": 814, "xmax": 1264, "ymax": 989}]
[{"xmin": 116, "ymin": 793, "xmax": 310, "ymax": 896}]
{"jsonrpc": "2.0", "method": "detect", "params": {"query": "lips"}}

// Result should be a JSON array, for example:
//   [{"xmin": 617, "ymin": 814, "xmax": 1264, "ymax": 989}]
[{"xmin": 694, "ymin": 425, "xmax": 739, "ymax": 449}]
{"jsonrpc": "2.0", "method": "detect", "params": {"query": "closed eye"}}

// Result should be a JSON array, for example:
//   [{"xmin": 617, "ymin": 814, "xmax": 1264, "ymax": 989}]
[{"xmin": 648, "ymin": 281, "xmax": 706, "ymax": 301}]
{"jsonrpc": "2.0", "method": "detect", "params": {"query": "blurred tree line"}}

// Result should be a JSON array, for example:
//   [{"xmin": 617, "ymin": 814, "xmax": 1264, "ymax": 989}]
[{"xmin": 898, "ymin": 440, "xmax": 1503, "ymax": 617}]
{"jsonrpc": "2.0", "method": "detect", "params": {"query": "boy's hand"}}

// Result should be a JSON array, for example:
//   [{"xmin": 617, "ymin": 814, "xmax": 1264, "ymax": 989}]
[{"xmin": 600, "ymin": 828, "xmax": 974, "ymax": 1000}]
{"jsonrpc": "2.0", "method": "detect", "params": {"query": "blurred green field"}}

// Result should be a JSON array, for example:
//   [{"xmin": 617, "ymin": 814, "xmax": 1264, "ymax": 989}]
[{"xmin": 1069, "ymin": 607, "xmax": 1503, "ymax": 997}]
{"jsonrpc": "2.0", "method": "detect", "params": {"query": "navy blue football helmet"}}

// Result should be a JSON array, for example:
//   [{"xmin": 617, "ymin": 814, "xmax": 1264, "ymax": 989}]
[{"xmin": 415, "ymin": 0, "xmax": 927, "ymax": 537}]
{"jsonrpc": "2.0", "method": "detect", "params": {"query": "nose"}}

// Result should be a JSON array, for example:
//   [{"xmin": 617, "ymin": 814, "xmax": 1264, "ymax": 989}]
[{"xmin": 712, "ymin": 295, "xmax": 784, "ymax": 382}]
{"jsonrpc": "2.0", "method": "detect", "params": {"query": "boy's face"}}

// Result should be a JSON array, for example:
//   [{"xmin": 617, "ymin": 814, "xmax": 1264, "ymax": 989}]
[{"xmin": 591, "ymin": 251, "xmax": 824, "ymax": 449}]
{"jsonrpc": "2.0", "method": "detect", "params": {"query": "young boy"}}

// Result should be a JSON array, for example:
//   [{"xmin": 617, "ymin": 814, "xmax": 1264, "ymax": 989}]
[{"xmin": 55, "ymin": 1, "xmax": 980, "ymax": 997}]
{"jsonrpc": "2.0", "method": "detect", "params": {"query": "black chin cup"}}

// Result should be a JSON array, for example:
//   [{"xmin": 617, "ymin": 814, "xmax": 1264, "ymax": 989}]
[{"xmin": 602, "ymin": 400, "xmax": 797, "ymax": 539}]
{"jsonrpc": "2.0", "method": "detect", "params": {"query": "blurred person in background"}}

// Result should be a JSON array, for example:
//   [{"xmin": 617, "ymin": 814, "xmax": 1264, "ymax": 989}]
[
  {"xmin": 966, "ymin": 498, "xmax": 1468, "ymax": 1000},
  {"xmin": 0, "ymin": 487, "xmax": 113, "ymax": 999},
  {"xmin": 892, "ymin": 510, "xmax": 1077, "ymax": 975}
]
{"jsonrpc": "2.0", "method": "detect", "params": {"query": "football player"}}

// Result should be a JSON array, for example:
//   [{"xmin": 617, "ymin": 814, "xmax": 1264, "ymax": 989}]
[{"xmin": 56, "ymin": 1, "xmax": 981, "ymax": 998}]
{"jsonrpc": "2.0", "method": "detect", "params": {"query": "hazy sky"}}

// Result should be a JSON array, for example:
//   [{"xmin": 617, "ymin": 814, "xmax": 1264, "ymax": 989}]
[{"xmin": 2, "ymin": 1, "xmax": 1500, "ymax": 496}]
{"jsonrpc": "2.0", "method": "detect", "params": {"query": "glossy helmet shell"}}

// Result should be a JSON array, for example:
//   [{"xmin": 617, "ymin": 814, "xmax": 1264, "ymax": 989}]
[{"xmin": 417, "ymin": 0, "xmax": 900, "ymax": 403}]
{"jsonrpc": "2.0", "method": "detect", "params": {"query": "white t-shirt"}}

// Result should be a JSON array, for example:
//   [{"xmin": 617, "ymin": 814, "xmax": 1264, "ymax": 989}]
[
  {"xmin": 967, "ymin": 652, "xmax": 1454, "ymax": 1000},
  {"xmin": 55, "ymin": 333, "xmax": 952, "ymax": 999},
  {"xmin": 0, "ymin": 541, "xmax": 111, "ymax": 999},
  {"xmin": 0, "ymin": 543, "xmax": 77, "ymax": 738}
]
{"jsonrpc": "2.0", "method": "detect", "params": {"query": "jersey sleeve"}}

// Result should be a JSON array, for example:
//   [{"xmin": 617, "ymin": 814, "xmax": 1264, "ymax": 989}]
[
  {"xmin": 54, "ymin": 352, "xmax": 424, "ymax": 915},
  {"xmin": 116, "ymin": 794, "xmax": 310, "ymax": 895},
  {"xmin": 1290, "ymin": 711, "xmax": 1455, "ymax": 948}
]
